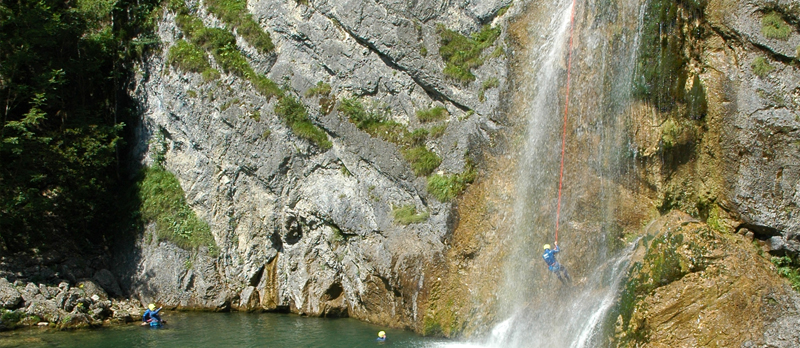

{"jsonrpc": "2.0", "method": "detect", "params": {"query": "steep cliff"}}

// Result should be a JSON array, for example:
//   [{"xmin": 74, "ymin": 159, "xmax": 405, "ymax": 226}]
[{"xmin": 117, "ymin": 0, "xmax": 514, "ymax": 331}]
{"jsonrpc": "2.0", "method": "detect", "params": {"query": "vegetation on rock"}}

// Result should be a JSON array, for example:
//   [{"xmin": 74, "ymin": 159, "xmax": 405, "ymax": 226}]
[
  {"xmin": 275, "ymin": 95, "xmax": 332, "ymax": 150},
  {"xmin": 771, "ymin": 255, "xmax": 800, "ymax": 291},
  {"xmin": 138, "ymin": 165, "xmax": 218, "ymax": 255},
  {"xmin": 752, "ymin": 56, "xmax": 775, "ymax": 78},
  {"xmin": 392, "ymin": 205, "xmax": 429, "ymax": 225},
  {"xmin": 338, "ymin": 97, "xmax": 443, "ymax": 176},
  {"xmin": 203, "ymin": 0, "xmax": 274, "ymax": 53},
  {"xmin": 427, "ymin": 164, "xmax": 477, "ymax": 202},
  {"xmin": 172, "ymin": 3, "xmax": 281, "ymax": 98},
  {"xmin": 168, "ymin": 39, "xmax": 219, "ymax": 80},
  {"xmin": 438, "ymin": 24, "xmax": 501, "ymax": 83},
  {"xmin": 416, "ymin": 106, "xmax": 449, "ymax": 123},
  {"xmin": 761, "ymin": 11, "xmax": 792, "ymax": 40}
]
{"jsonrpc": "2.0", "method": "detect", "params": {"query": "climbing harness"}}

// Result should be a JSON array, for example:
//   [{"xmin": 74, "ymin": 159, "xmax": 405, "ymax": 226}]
[{"xmin": 555, "ymin": 0, "xmax": 578, "ymax": 244}]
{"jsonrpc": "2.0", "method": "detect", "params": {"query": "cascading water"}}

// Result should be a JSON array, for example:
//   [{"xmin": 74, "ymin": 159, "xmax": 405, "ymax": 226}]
[{"xmin": 438, "ymin": 0, "xmax": 648, "ymax": 347}]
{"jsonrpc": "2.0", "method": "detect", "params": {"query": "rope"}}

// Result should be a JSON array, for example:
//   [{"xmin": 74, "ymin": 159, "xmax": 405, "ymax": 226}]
[{"xmin": 555, "ymin": 0, "xmax": 578, "ymax": 244}]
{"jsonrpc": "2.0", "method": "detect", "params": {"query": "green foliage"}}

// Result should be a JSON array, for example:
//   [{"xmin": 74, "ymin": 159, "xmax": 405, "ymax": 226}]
[
  {"xmin": 416, "ymin": 106, "xmax": 448, "ymax": 123},
  {"xmin": 402, "ymin": 146, "xmax": 442, "ymax": 176},
  {"xmin": 429, "ymin": 124, "xmax": 447, "ymax": 138},
  {"xmin": 752, "ymin": 56, "xmax": 775, "ymax": 78},
  {"xmin": 174, "ymin": 10, "xmax": 281, "ymax": 99},
  {"xmin": 771, "ymin": 255, "xmax": 800, "ymax": 291},
  {"xmin": 305, "ymin": 81, "xmax": 332, "ymax": 97},
  {"xmin": 339, "ymin": 97, "xmax": 448, "ymax": 176},
  {"xmin": 392, "ymin": 205, "xmax": 429, "ymax": 225},
  {"xmin": 168, "ymin": 40, "xmax": 215, "ymax": 77},
  {"xmin": 138, "ymin": 166, "xmax": 218, "ymax": 255},
  {"xmin": 761, "ymin": 12, "xmax": 792, "ymax": 40},
  {"xmin": 204, "ymin": 0, "xmax": 274, "ymax": 53},
  {"xmin": 0, "ymin": 0, "xmax": 162, "ymax": 252},
  {"xmin": 438, "ymin": 24, "xmax": 501, "ymax": 82},
  {"xmin": 338, "ymin": 98, "xmax": 385, "ymax": 129},
  {"xmin": 427, "ymin": 165, "xmax": 477, "ymax": 202},
  {"xmin": 275, "ymin": 95, "xmax": 332, "ymax": 150}
]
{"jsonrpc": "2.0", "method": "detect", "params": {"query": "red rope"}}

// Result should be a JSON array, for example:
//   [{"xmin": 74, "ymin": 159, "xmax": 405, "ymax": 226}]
[{"xmin": 555, "ymin": 0, "xmax": 577, "ymax": 244}]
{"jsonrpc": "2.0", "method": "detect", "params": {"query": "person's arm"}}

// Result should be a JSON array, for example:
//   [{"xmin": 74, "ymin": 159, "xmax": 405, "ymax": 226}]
[
  {"xmin": 553, "ymin": 243, "xmax": 560, "ymax": 253},
  {"xmin": 154, "ymin": 307, "xmax": 162, "ymax": 314}
]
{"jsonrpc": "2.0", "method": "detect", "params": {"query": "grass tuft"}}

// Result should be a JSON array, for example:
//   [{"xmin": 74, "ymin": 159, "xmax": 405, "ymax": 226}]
[
  {"xmin": 138, "ymin": 166, "xmax": 218, "ymax": 255},
  {"xmin": 392, "ymin": 205, "xmax": 429, "ymax": 225},
  {"xmin": 402, "ymin": 146, "xmax": 442, "ymax": 176},
  {"xmin": 761, "ymin": 11, "xmax": 792, "ymax": 40},
  {"xmin": 752, "ymin": 56, "xmax": 775, "ymax": 78},
  {"xmin": 427, "ymin": 165, "xmax": 477, "ymax": 202},
  {"xmin": 438, "ymin": 24, "xmax": 501, "ymax": 83},
  {"xmin": 306, "ymin": 81, "xmax": 332, "ymax": 97},
  {"xmin": 275, "ymin": 95, "xmax": 332, "ymax": 150},
  {"xmin": 417, "ymin": 106, "xmax": 449, "ymax": 123}
]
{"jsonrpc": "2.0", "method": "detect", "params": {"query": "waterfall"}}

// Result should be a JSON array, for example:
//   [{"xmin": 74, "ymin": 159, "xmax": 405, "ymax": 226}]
[{"xmin": 438, "ymin": 0, "xmax": 648, "ymax": 347}]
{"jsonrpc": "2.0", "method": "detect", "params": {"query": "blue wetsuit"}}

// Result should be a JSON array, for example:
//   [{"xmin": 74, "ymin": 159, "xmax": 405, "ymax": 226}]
[
  {"xmin": 542, "ymin": 245, "xmax": 570, "ymax": 283},
  {"xmin": 542, "ymin": 245, "xmax": 562, "ymax": 271},
  {"xmin": 142, "ymin": 308, "xmax": 162, "ymax": 323}
]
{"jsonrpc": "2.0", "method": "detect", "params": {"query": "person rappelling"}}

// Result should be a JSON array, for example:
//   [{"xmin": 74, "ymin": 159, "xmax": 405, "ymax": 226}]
[{"xmin": 542, "ymin": 242, "xmax": 571, "ymax": 284}]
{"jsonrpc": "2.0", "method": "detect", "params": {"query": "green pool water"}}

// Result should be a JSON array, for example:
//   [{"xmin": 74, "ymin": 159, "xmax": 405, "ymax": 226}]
[{"xmin": 0, "ymin": 312, "xmax": 460, "ymax": 348}]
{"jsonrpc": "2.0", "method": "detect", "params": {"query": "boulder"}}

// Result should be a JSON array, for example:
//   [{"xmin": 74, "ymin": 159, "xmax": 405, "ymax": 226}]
[{"xmin": 0, "ymin": 278, "xmax": 22, "ymax": 309}]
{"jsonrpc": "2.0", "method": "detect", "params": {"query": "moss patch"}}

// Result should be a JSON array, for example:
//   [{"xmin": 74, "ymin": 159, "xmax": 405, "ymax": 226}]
[
  {"xmin": 438, "ymin": 24, "xmax": 501, "ymax": 83},
  {"xmin": 392, "ymin": 205, "xmax": 429, "ymax": 225},
  {"xmin": 752, "ymin": 56, "xmax": 775, "ymax": 78},
  {"xmin": 761, "ymin": 11, "xmax": 792, "ymax": 40}
]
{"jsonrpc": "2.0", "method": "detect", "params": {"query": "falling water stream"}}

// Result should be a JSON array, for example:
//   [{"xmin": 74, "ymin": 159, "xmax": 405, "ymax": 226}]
[{"xmin": 457, "ymin": 0, "xmax": 648, "ymax": 347}]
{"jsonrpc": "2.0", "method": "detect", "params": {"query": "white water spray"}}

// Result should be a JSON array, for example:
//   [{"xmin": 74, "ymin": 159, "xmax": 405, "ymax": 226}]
[{"xmin": 435, "ymin": 0, "xmax": 646, "ymax": 347}]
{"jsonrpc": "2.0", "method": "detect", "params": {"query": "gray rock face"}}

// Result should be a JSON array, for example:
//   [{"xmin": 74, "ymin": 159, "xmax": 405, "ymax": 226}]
[
  {"xmin": 0, "ymin": 278, "xmax": 22, "ymax": 309},
  {"xmin": 704, "ymin": 0, "xmax": 800, "ymax": 251},
  {"xmin": 121, "ymin": 0, "xmax": 510, "ymax": 329}
]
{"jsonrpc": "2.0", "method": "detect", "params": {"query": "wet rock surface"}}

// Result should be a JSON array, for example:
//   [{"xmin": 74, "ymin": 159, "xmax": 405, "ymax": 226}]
[{"xmin": 611, "ymin": 211, "xmax": 800, "ymax": 348}]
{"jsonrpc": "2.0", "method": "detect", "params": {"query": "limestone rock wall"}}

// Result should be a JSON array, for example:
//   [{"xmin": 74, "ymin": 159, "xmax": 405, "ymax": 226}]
[{"xmin": 118, "ymin": 0, "xmax": 513, "ymax": 331}]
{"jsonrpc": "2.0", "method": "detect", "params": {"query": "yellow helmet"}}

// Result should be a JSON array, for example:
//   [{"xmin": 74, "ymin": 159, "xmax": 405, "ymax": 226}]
[
  {"xmin": 378, "ymin": 331, "xmax": 386, "ymax": 338},
  {"xmin": 148, "ymin": 304, "xmax": 156, "ymax": 311},
  {"xmin": 543, "ymin": 244, "xmax": 551, "ymax": 250}
]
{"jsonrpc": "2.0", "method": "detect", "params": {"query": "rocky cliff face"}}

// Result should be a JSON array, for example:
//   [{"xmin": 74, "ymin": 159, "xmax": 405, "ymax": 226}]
[
  {"xmin": 114, "ymin": 0, "xmax": 800, "ymax": 341},
  {"xmin": 118, "ymin": 0, "xmax": 513, "ymax": 331}
]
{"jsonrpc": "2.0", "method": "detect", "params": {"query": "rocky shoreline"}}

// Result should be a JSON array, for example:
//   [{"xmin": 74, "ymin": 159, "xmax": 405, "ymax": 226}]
[
  {"xmin": 0, "ymin": 277, "xmax": 142, "ymax": 331},
  {"xmin": 0, "ymin": 251, "xmax": 142, "ymax": 331}
]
